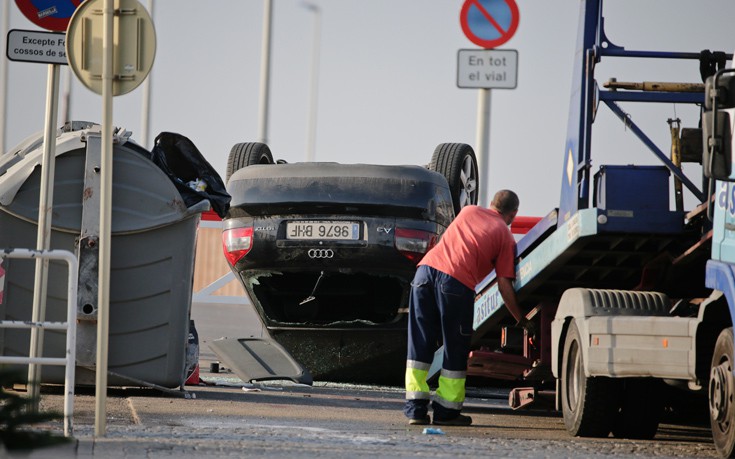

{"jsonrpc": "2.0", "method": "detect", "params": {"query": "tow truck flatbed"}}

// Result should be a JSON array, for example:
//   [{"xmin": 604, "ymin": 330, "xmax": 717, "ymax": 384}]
[
  {"xmin": 428, "ymin": 204, "xmax": 708, "ymax": 380},
  {"xmin": 471, "ymin": 207, "xmax": 708, "ymax": 345}
]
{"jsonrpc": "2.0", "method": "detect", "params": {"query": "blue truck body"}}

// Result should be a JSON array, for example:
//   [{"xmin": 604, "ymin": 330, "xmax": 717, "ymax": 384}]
[{"xmin": 442, "ymin": 0, "xmax": 735, "ymax": 453}]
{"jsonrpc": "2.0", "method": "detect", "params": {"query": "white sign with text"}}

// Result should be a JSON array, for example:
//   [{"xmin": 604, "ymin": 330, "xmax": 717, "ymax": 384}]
[
  {"xmin": 6, "ymin": 29, "xmax": 68, "ymax": 65},
  {"xmin": 457, "ymin": 49, "xmax": 518, "ymax": 90}
]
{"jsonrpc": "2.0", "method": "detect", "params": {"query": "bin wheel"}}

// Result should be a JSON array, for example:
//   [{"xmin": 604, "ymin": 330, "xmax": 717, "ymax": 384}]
[
  {"xmin": 226, "ymin": 142, "xmax": 274, "ymax": 182},
  {"xmin": 611, "ymin": 378, "xmax": 662, "ymax": 439},
  {"xmin": 710, "ymin": 327, "xmax": 735, "ymax": 457},
  {"xmin": 429, "ymin": 143, "xmax": 478, "ymax": 215},
  {"xmin": 561, "ymin": 319, "xmax": 619, "ymax": 437}
]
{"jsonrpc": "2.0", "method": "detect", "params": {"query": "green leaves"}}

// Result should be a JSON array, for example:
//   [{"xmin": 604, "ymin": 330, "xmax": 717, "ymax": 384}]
[{"xmin": 0, "ymin": 369, "xmax": 70, "ymax": 450}]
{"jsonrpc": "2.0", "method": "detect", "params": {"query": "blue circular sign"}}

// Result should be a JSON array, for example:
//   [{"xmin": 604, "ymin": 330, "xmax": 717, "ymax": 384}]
[{"xmin": 460, "ymin": 0, "xmax": 520, "ymax": 49}]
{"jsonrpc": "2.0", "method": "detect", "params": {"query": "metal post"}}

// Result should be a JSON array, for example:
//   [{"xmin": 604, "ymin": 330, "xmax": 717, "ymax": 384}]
[
  {"xmin": 60, "ymin": 67, "xmax": 73, "ymax": 125},
  {"xmin": 303, "ymin": 2, "xmax": 320, "ymax": 162},
  {"xmin": 0, "ymin": 0, "xmax": 9, "ymax": 154},
  {"xmin": 95, "ymin": 0, "xmax": 114, "ymax": 436},
  {"xmin": 475, "ymin": 88, "xmax": 491, "ymax": 207},
  {"xmin": 0, "ymin": 249, "xmax": 78, "ymax": 437},
  {"xmin": 61, "ymin": 248, "xmax": 78, "ymax": 437},
  {"xmin": 257, "ymin": 0, "xmax": 273, "ymax": 145},
  {"xmin": 668, "ymin": 118, "xmax": 684, "ymax": 212},
  {"xmin": 140, "ymin": 0, "xmax": 154, "ymax": 148},
  {"xmin": 28, "ymin": 64, "xmax": 61, "ymax": 407}
]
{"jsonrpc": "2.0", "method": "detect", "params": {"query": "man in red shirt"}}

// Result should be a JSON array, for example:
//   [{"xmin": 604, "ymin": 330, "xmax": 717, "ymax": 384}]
[{"xmin": 403, "ymin": 189, "xmax": 525, "ymax": 426}]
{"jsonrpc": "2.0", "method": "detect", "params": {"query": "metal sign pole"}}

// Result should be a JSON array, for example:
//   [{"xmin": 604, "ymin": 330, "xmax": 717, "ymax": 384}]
[
  {"xmin": 476, "ymin": 88, "xmax": 491, "ymax": 207},
  {"xmin": 94, "ymin": 0, "xmax": 114, "ymax": 436},
  {"xmin": 257, "ymin": 0, "xmax": 273, "ymax": 145},
  {"xmin": 65, "ymin": 0, "xmax": 156, "ymax": 434},
  {"xmin": 0, "ymin": 0, "xmax": 8, "ymax": 154},
  {"xmin": 28, "ymin": 63, "xmax": 61, "ymax": 407},
  {"xmin": 139, "ymin": 0, "xmax": 154, "ymax": 148}
]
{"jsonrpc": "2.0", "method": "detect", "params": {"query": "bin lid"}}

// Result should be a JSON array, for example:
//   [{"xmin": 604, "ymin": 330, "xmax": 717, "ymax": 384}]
[
  {"xmin": 209, "ymin": 337, "xmax": 313, "ymax": 385},
  {"xmin": 0, "ymin": 123, "xmax": 195, "ymax": 233}
]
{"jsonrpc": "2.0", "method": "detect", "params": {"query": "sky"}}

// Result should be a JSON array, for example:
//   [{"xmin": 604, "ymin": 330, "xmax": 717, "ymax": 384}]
[{"xmin": 2, "ymin": 0, "xmax": 735, "ymax": 218}]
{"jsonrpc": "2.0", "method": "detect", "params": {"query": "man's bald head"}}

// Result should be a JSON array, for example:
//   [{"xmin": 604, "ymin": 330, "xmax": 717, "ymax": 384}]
[{"xmin": 491, "ymin": 189, "xmax": 519, "ymax": 216}]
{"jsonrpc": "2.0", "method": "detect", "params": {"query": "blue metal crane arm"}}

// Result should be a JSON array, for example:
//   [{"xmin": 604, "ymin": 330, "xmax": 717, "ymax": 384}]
[{"xmin": 602, "ymin": 99, "xmax": 705, "ymax": 202}]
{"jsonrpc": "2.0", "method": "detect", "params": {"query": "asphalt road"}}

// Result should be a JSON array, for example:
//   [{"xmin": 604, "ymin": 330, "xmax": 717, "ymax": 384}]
[
  {"xmin": 5, "ymin": 301, "xmax": 721, "ymax": 458},
  {"xmin": 24, "ymin": 377, "xmax": 720, "ymax": 458}
]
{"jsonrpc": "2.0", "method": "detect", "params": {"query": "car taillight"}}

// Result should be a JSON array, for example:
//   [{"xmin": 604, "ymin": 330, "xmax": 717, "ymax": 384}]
[
  {"xmin": 395, "ymin": 228, "xmax": 437, "ymax": 264},
  {"xmin": 222, "ymin": 227, "xmax": 253, "ymax": 265}
]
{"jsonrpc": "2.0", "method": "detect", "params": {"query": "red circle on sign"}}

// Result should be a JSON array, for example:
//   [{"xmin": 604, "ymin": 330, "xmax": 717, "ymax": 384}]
[
  {"xmin": 460, "ymin": 0, "xmax": 520, "ymax": 49},
  {"xmin": 15, "ymin": 0, "xmax": 85, "ymax": 32}
]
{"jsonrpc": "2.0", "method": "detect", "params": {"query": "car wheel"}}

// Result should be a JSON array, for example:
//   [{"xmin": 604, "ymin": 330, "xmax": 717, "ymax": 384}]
[
  {"xmin": 561, "ymin": 319, "xmax": 619, "ymax": 438},
  {"xmin": 710, "ymin": 327, "xmax": 735, "ymax": 457},
  {"xmin": 430, "ymin": 143, "xmax": 478, "ymax": 215},
  {"xmin": 226, "ymin": 142, "xmax": 274, "ymax": 182}
]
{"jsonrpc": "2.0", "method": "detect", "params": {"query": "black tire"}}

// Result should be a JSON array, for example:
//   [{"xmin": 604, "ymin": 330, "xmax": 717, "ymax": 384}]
[
  {"xmin": 710, "ymin": 327, "xmax": 735, "ymax": 457},
  {"xmin": 561, "ymin": 319, "xmax": 619, "ymax": 437},
  {"xmin": 611, "ymin": 378, "xmax": 663, "ymax": 440},
  {"xmin": 226, "ymin": 142, "xmax": 273, "ymax": 182},
  {"xmin": 429, "ymin": 143, "xmax": 478, "ymax": 215}
]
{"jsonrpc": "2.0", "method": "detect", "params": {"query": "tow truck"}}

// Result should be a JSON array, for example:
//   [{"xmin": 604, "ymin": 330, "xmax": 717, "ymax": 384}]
[{"xmin": 435, "ymin": 0, "xmax": 735, "ymax": 455}]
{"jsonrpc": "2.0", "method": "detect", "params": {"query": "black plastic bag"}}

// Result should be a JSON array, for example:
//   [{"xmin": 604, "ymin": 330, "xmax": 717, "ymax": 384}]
[{"xmin": 150, "ymin": 132, "xmax": 231, "ymax": 218}]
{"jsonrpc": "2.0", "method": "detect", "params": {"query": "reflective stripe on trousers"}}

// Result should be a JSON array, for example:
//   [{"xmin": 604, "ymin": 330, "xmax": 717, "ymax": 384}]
[
  {"xmin": 405, "ymin": 360, "xmax": 430, "ymax": 400},
  {"xmin": 434, "ymin": 369, "xmax": 466, "ymax": 410}
]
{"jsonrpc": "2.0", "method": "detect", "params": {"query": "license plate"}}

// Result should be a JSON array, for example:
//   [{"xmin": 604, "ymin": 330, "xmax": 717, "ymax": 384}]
[{"xmin": 286, "ymin": 221, "xmax": 361, "ymax": 241}]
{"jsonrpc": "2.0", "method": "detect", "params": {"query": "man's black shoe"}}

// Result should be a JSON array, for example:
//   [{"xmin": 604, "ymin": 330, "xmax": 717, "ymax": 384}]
[
  {"xmin": 408, "ymin": 415, "xmax": 431, "ymax": 425},
  {"xmin": 432, "ymin": 414, "xmax": 472, "ymax": 426}
]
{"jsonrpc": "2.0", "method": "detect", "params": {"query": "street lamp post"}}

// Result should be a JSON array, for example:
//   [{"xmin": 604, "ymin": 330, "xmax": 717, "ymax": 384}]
[{"xmin": 302, "ymin": 2, "xmax": 321, "ymax": 162}]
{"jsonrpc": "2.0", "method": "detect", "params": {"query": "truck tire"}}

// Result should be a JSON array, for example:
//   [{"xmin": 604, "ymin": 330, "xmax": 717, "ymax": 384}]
[
  {"xmin": 429, "ymin": 143, "xmax": 478, "ymax": 215},
  {"xmin": 710, "ymin": 327, "xmax": 735, "ymax": 457},
  {"xmin": 561, "ymin": 319, "xmax": 619, "ymax": 437},
  {"xmin": 611, "ymin": 378, "xmax": 662, "ymax": 439},
  {"xmin": 226, "ymin": 142, "xmax": 273, "ymax": 182}
]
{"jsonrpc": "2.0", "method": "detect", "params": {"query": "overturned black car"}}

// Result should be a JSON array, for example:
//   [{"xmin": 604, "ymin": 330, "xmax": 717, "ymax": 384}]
[{"xmin": 222, "ymin": 142, "xmax": 478, "ymax": 383}]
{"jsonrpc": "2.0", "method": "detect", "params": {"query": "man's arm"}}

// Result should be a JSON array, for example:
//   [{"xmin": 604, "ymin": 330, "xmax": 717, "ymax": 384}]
[{"xmin": 497, "ymin": 277, "xmax": 524, "ymax": 323}]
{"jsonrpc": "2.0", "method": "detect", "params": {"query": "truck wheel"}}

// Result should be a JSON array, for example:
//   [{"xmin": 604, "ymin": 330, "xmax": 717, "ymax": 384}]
[
  {"xmin": 611, "ymin": 378, "xmax": 662, "ymax": 439},
  {"xmin": 429, "ymin": 143, "xmax": 478, "ymax": 215},
  {"xmin": 710, "ymin": 327, "xmax": 735, "ymax": 457},
  {"xmin": 561, "ymin": 319, "xmax": 619, "ymax": 437},
  {"xmin": 226, "ymin": 142, "xmax": 273, "ymax": 182}
]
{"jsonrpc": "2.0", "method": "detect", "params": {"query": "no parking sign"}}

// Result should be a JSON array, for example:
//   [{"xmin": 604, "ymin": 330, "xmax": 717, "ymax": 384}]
[
  {"xmin": 457, "ymin": 0, "xmax": 519, "ymax": 89},
  {"xmin": 14, "ymin": 0, "xmax": 85, "ymax": 32},
  {"xmin": 460, "ymin": 0, "xmax": 519, "ymax": 49}
]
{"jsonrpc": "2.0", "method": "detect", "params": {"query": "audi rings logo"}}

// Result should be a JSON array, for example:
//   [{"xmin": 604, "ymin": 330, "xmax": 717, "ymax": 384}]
[{"xmin": 308, "ymin": 249, "xmax": 334, "ymax": 259}]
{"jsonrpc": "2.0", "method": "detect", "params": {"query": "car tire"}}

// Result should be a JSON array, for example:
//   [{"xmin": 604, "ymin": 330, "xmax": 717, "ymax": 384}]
[
  {"xmin": 429, "ymin": 143, "xmax": 478, "ymax": 215},
  {"xmin": 226, "ymin": 142, "xmax": 274, "ymax": 182}
]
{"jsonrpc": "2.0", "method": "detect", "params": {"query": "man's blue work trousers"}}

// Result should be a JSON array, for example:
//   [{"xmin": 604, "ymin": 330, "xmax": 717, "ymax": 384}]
[{"xmin": 404, "ymin": 265, "xmax": 474, "ymax": 421}]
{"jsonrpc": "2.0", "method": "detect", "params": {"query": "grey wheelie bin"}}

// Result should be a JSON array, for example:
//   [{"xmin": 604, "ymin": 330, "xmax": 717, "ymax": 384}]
[{"xmin": 0, "ymin": 122, "xmax": 209, "ymax": 388}]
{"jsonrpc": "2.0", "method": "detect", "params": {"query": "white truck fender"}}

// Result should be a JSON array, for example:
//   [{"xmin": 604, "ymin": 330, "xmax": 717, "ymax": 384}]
[{"xmin": 550, "ymin": 288, "xmax": 670, "ymax": 378}]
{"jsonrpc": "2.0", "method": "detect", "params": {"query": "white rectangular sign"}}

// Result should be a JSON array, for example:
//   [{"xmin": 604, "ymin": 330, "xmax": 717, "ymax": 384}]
[
  {"xmin": 6, "ymin": 29, "xmax": 68, "ymax": 65},
  {"xmin": 457, "ymin": 49, "xmax": 518, "ymax": 89}
]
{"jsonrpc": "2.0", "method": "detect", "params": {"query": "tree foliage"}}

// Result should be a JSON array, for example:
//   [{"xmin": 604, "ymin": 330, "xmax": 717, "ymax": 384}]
[{"xmin": 0, "ymin": 369, "xmax": 70, "ymax": 450}]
